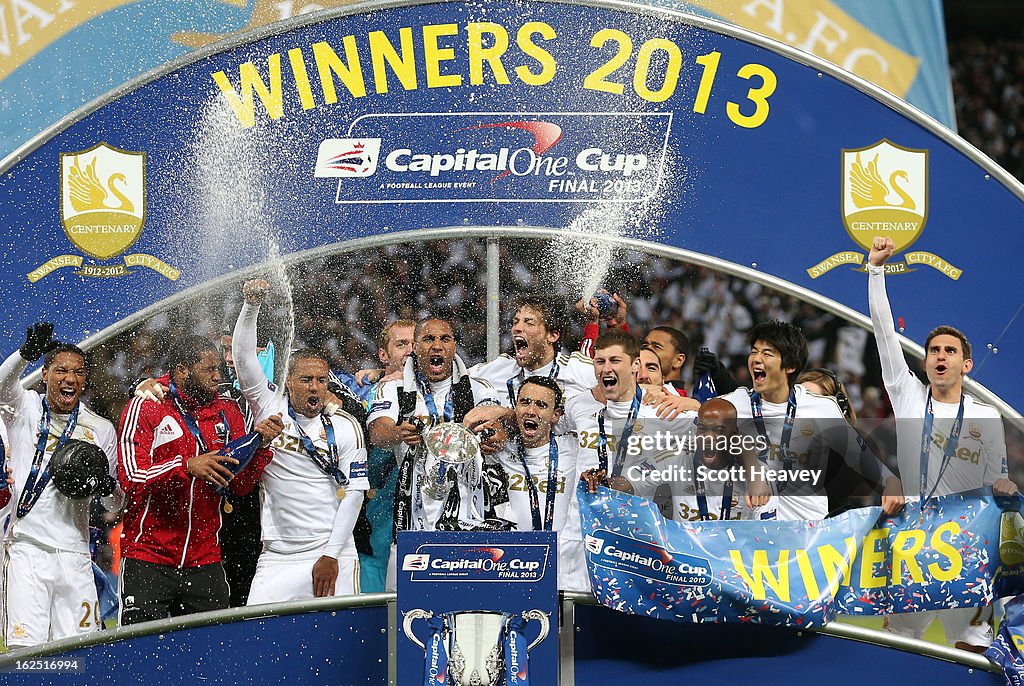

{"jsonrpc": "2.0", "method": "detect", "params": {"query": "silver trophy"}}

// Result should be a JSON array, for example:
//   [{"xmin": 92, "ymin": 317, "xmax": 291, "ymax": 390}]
[
  {"xmin": 403, "ymin": 609, "xmax": 549, "ymax": 686},
  {"xmin": 420, "ymin": 422, "xmax": 483, "ymax": 500},
  {"xmin": 415, "ymin": 422, "xmax": 488, "ymax": 530}
]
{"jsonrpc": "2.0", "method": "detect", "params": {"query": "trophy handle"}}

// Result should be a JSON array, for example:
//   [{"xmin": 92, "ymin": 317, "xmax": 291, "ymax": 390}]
[
  {"xmin": 522, "ymin": 610, "xmax": 549, "ymax": 651},
  {"xmin": 402, "ymin": 608, "xmax": 433, "ymax": 650}
]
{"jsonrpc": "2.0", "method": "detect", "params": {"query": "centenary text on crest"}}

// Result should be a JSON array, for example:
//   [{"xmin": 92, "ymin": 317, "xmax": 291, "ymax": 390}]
[
  {"xmin": 28, "ymin": 143, "xmax": 180, "ymax": 283},
  {"xmin": 807, "ymin": 139, "xmax": 961, "ymax": 280}
]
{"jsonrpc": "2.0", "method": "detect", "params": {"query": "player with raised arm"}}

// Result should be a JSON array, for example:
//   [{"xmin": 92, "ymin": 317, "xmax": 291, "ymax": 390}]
[
  {"xmin": 0, "ymin": 324, "xmax": 122, "ymax": 647},
  {"xmin": 471, "ymin": 295, "xmax": 595, "ymax": 409},
  {"xmin": 717, "ymin": 320, "xmax": 904, "ymax": 521},
  {"xmin": 868, "ymin": 236, "xmax": 1015, "ymax": 652},
  {"xmin": 235, "ymin": 279, "xmax": 369, "ymax": 602}
]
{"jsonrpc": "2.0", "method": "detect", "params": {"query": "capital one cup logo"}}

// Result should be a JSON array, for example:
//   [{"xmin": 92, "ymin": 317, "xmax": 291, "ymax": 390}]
[{"xmin": 807, "ymin": 139, "xmax": 961, "ymax": 280}]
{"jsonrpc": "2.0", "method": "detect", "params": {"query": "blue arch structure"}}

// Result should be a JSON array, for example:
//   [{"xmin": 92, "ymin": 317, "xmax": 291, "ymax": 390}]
[{"xmin": 1, "ymin": 0, "xmax": 1021, "ymax": 414}]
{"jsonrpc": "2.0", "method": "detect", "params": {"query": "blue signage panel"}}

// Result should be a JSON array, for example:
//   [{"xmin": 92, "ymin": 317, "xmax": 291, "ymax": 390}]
[
  {"xmin": 396, "ymin": 530, "xmax": 559, "ymax": 686},
  {"xmin": 0, "ymin": 605, "xmax": 387, "ymax": 685},
  {"xmin": 0, "ymin": 1, "xmax": 1021, "ymax": 411}
]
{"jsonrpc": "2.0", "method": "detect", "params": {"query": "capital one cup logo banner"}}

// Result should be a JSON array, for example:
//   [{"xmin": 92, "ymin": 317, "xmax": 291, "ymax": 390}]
[
  {"xmin": 1, "ymin": 0, "xmax": 1024, "ymax": 413},
  {"xmin": 396, "ymin": 531, "xmax": 558, "ymax": 686},
  {"xmin": 577, "ymin": 483, "xmax": 1024, "ymax": 626}
]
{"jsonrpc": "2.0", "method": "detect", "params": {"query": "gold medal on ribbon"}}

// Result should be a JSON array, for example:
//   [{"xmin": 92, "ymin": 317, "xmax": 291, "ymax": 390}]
[
  {"xmin": 336, "ymin": 487, "xmax": 346, "ymax": 501},
  {"xmin": 223, "ymin": 501, "xmax": 234, "ymax": 514},
  {"xmin": 366, "ymin": 488, "xmax": 377, "ymax": 500}
]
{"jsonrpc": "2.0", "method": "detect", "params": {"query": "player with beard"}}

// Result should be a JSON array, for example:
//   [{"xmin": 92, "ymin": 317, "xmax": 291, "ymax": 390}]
[
  {"xmin": 560, "ymin": 329, "xmax": 699, "ymax": 591},
  {"xmin": 368, "ymin": 316, "xmax": 509, "ymax": 590},
  {"xmin": 665, "ymin": 399, "xmax": 776, "ymax": 522},
  {"xmin": 118, "ymin": 335, "xmax": 281, "ymax": 624},
  {"xmin": 471, "ymin": 295, "xmax": 594, "ymax": 409},
  {"xmin": 0, "ymin": 324, "xmax": 122, "ymax": 647},
  {"xmin": 490, "ymin": 377, "xmax": 578, "ymax": 539},
  {"xmin": 868, "ymin": 236, "xmax": 1016, "ymax": 652},
  {"xmin": 717, "ymin": 320, "xmax": 903, "ymax": 521},
  {"xmin": 234, "ymin": 280, "xmax": 370, "ymax": 602},
  {"xmin": 133, "ymin": 328, "xmax": 274, "ymax": 608}
]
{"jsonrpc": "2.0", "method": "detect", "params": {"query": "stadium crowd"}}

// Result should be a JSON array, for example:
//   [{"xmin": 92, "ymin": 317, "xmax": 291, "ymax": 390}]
[{"xmin": 0, "ymin": 233, "xmax": 1017, "ymax": 655}]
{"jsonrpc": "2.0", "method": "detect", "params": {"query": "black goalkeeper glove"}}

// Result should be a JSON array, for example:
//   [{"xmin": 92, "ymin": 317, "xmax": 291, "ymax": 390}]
[
  {"xmin": 20, "ymin": 322, "xmax": 59, "ymax": 362},
  {"xmin": 692, "ymin": 348, "xmax": 719, "ymax": 376}
]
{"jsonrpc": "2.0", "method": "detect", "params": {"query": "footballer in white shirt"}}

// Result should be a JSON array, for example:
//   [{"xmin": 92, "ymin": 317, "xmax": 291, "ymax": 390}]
[
  {"xmin": 235, "ymin": 280, "xmax": 369, "ymax": 603},
  {"xmin": 719, "ymin": 320, "xmax": 903, "ymax": 522},
  {"xmin": 0, "ymin": 325, "xmax": 122, "ymax": 648},
  {"xmin": 470, "ymin": 295, "xmax": 594, "ymax": 409},
  {"xmin": 490, "ymin": 376, "xmax": 577, "ymax": 536},
  {"xmin": 868, "ymin": 236, "xmax": 1016, "ymax": 651}
]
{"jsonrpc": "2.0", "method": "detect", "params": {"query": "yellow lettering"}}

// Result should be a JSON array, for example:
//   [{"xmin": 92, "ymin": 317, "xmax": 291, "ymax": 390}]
[
  {"xmin": 730, "ymin": 549, "xmax": 790, "ymax": 602},
  {"xmin": 288, "ymin": 47, "xmax": 315, "ymax": 110},
  {"xmin": 515, "ymin": 22, "xmax": 556, "ymax": 86},
  {"xmin": 313, "ymin": 37, "xmax": 367, "ymax": 105},
  {"xmin": 423, "ymin": 23, "xmax": 461, "ymax": 88},
  {"xmin": 891, "ymin": 529, "xmax": 925, "ymax": 584},
  {"xmin": 212, "ymin": 54, "xmax": 284, "ymax": 128},
  {"xmin": 467, "ymin": 22, "xmax": 510, "ymax": 86},
  {"xmin": 928, "ymin": 521, "xmax": 963, "ymax": 582},
  {"xmin": 795, "ymin": 549, "xmax": 820, "ymax": 599},
  {"xmin": 817, "ymin": 537, "xmax": 857, "ymax": 590},
  {"xmin": 858, "ymin": 527, "xmax": 888, "ymax": 589},
  {"xmin": 368, "ymin": 28, "xmax": 417, "ymax": 94}
]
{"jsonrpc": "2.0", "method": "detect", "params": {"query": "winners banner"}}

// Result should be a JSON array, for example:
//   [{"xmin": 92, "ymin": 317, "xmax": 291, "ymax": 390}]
[{"xmin": 577, "ymin": 483, "xmax": 1024, "ymax": 627}]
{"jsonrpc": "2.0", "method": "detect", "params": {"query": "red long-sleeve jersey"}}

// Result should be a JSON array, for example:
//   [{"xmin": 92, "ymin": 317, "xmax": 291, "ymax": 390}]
[{"xmin": 117, "ymin": 387, "xmax": 271, "ymax": 568}]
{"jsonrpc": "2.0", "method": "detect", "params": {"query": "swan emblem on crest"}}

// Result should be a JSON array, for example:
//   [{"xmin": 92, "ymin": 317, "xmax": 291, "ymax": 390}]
[
  {"xmin": 66, "ymin": 157, "xmax": 135, "ymax": 213},
  {"xmin": 848, "ymin": 152, "xmax": 915, "ymax": 210}
]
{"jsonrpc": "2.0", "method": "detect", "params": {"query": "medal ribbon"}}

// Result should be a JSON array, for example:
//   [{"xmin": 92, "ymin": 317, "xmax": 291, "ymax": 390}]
[
  {"xmin": 749, "ymin": 388, "xmax": 797, "ymax": 493},
  {"xmin": 919, "ymin": 390, "xmax": 966, "ymax": 504},
  {"xmin": 287, "ymin": 405, "xmax": 347, "ymax": 486},
  {"xmin": 692, "ymin": 447, "xmax": 733, "ymax": 521},
  {"xmin": 515, "ymin": 437, "xmax": 560, "ymax": 531},
  {"xmin": 597, "ymin": 387, "xmax": 642, "ymax": 478},
  {"xmin": 17, "ymin": 399, "xmax": 79, "ymax": 518},
  {"xmin": 168, "ymin": 382, "xmax": 211, "ymax": 453},
  {"xmin": 506, "ymin": 359, "xmax": 560, "ymax": 406}
]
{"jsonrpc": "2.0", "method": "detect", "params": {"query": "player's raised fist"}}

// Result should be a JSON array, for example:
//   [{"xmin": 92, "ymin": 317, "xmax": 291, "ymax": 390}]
[
  {"xmin": 868, "ymin": 236, "xmax": 895, "ymax": 267},
  {"xmin": 242, "ymin": 279, "xmax": 271, "ymax": 304},
  {"xmin": 20, "ymin": 322, "xmax": 58, "ymax": 362}
]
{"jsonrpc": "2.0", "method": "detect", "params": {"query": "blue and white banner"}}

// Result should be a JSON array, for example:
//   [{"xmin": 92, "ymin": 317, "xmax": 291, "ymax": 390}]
[
  {"xmin": 577, "ymin": 483, "xmax": 1024, "ymax": 627},
  {"xmin": 987, "ymin": 594, "xmax": 1024, "ymax": 686}
]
